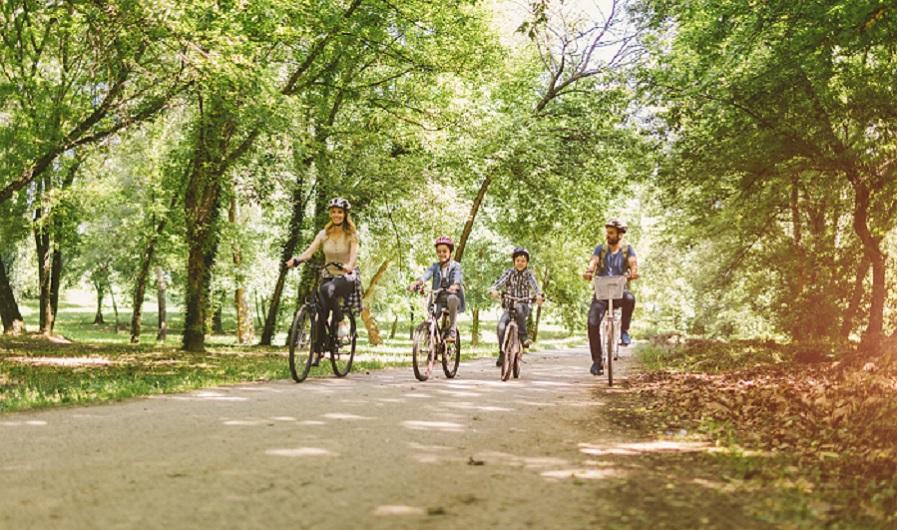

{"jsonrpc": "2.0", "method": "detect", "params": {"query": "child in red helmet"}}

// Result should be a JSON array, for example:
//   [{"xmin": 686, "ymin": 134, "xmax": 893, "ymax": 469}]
[{"xmin": 409, "ymin": 236, "xmax": 465, "ymax": 342}]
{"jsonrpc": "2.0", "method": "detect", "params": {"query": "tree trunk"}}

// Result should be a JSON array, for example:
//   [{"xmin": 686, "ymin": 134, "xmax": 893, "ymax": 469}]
[
  {"xmin": 261, "ymin": 93, "xmax": 342, "ymax": 345},
  {"xmin": 35, "ymin": 200, "xmax": 53, "ymax": 335},
  {"xmin": 181, "ymin": 92, "xmax": 232, "ymax": 353},
  {"xmin": 155, "ymin": 267, "xmax": 168, "ymax": 342},
  {"xmin": 93, "ymin": 280, "xmax": 106, "ymax": 325},
  {"xmin": 110, "ymin": 284, "xmax": 120, "ymax": 334},
  {"xmin": 230, "ymin": 197, "xmax": 254, "ymax": 344},
  {"xmin": 130, "ymin": 197, "xmax": 175, "ymax": 344},
  {"xmin": 841, "ymin": 255, "xmax": 869, "ymax": 342},
  {"xmin": 0, "ymin": 256, "xmax": 25, "ymax": 335},
  {"xmin": 212, "ymin": 296, "xmax": 224, "ymax": 335},
  {"xmin": 471, "ymin": 307, "xmax": 480, "ymax": 347},
  {"xmin": 532, "ymin": 267, "xmax": 549, "ymax": 342},
  {"xmin": 389, "ymin": 315, "xmax": 398, "ymax": 340},
  {"xmin": 360, "ymin": 259, "xmax": 391, "ymax": 346},
  {"xmin": 848, "ymin": 176, "xmax": 887, "ymax": 351},
  {"xmin": 454, "ymin": 172, "xmax": 493, "ymax": 263}
]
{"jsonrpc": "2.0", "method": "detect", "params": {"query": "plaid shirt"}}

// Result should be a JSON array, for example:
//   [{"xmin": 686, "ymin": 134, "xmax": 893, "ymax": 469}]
[
  {"xmin": 322, "ymin": 267, "xmax": 364, "ymax": 313},
  {"xmin": 490, "ymin": 267, "xmax": 542, "ymax": 299}
]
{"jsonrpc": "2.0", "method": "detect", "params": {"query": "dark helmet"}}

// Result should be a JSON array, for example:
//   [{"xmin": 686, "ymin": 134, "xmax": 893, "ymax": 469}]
[
  {"xmin": 604, "ymin": 218, "xmax": 627, "ymax": 233},
  {"xmin": 512, "ymin": 246, "xmax": 530, "ymax": 261},
  {"xmin": 434, "ymin": 235, "xmax": 455, "ymax": 251},
  {"xmin": 328, "ymin": 197, "xmax": 351, "ymax": 211}
]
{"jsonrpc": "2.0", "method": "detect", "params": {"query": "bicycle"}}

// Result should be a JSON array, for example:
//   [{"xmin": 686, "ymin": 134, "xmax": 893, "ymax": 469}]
[
  {"xmin": 411, "ymin": 286, "xmax": 461, "ymax": 381},
  {"xmin": 498, "ymin": 293, "xmax": 535, "ymax": 382},
  {"xmin": 592, "ymin": 275, "xmax": 626, "ymax": 387},
  {"xmin": 287, "ymin": 260, "xmax": 358, "ymax": 383}
]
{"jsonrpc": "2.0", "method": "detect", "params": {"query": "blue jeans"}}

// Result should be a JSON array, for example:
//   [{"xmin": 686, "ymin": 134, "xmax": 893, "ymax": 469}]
[{"xmin": 497, "ymin": 303, "xmax": 531, "ymax": 354}]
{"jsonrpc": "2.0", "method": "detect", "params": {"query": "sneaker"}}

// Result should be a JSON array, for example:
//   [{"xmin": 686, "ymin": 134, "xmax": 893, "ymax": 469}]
[
  {"xmin": 522, "ymin": 338, "xmax": 532, "ymax": 348},
  {"xmin": 496, "ymin": 355, "xmax": 504, "ymax": 367},
  {"xmin": 445, "ymin": 328, "xmax": 457, "ymax": 343},
  {"xmin": 311, "ymin": 354, "xmax": 321, "ymax": 367},
  {"xmin": 620, "ymin": 331, "xmax": 632, "ymax": 346},
  {"xmin": 590, "ymin": 362, "xmax": 604, "ymax": 376},
  {"xmin": 337, "ymin": 320, "xmax": 350, "ymax": 339}
]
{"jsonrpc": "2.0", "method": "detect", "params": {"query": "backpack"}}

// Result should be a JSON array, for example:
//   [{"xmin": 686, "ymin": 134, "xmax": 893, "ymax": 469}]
[{"xmin": 596, "ymin": 244, "xmax": 633, "ymax": 276}]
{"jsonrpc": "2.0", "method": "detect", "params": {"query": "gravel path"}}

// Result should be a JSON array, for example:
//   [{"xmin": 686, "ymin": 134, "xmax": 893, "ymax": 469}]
[{"xmin": 0, "ymin": 347, "xmax": 771, "ymax": 529}]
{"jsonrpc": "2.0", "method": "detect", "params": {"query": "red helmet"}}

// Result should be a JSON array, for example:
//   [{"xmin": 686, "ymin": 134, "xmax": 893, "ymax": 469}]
[{"xmin": 434, "ymin": 236, "xmax": 455, "ymax": 250}]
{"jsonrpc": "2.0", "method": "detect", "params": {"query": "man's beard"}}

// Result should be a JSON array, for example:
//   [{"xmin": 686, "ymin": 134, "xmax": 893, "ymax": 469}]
[{"xmin": 607, "ymin": 236, "xmax": 620, "ymax": 245}]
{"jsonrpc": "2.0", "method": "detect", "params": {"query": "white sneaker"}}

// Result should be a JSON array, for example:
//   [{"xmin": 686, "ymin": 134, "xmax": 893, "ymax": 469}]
[{"xmin": 337, "ymin": 320, "xmax": 350, "ymax": 339}]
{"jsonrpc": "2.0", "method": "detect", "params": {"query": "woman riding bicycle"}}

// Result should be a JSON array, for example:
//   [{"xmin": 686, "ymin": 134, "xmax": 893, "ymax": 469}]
[{"xmin": 286, "ymin": 197, "xmax": 362, "ymax": 363}]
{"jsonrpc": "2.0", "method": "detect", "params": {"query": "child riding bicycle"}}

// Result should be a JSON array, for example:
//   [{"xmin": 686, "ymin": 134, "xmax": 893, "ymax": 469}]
[
  {"xmin": 408, "ymin": 236, "xmax": 465, "ymax": 343},
  {"xmin": 489, "ymin": 247, "xmax": 544, "ymax": 366}
]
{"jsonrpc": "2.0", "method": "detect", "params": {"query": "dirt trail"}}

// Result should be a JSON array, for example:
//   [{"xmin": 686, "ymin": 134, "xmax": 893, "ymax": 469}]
[{"xmin": 0, "ymin": 347, "xmax": 772, "ymax": 529}]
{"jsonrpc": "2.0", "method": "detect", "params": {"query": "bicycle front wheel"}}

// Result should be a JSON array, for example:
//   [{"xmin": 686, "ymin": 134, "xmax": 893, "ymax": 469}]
[
  {"xmin": 288, "ymin": 305, "xmax": 315, "ymax": 383},
  {"xmin": 605, "ymin": 319, "xmax": 614, "ymax": 387},
  {"xmin": 442, "ymin": 330, "xmax": 461, "ymax": 379},
  {"xmin": 501, "ymin": 331, "xmax": 517, "ymax": 382},
  {"xmin": 330, "ymin": 312, "xmax": 357, "ymax": 377},
  {"xmin": 412, "ymin": 322, "xmax": 433, "ymax": 381}
]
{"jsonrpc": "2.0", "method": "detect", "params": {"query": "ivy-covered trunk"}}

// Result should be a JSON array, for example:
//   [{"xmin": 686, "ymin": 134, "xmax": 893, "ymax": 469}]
[{"xmin": 0, "ymin": 256, "xmax": 25, "ymax": 335}]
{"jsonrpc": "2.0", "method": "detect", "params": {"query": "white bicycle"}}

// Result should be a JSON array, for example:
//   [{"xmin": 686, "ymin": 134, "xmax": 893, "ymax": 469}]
[{"xmin": 592, "ymin": 275, "xmax": 626, "ymax": 386}]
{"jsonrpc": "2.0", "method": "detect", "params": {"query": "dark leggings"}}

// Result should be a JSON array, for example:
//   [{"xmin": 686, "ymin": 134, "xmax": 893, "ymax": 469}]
[
  {"xmin": 315, "ymin": 276, "xmax": 354, "ymax": 352},
  {"xmin": 587, "ymin": 291, "xmax": 635, "ymax": 365}
]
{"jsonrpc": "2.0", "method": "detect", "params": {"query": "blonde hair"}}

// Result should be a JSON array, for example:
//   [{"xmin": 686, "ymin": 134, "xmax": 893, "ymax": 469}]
[{"xmin": 325, "ymin": 214, "xmax": 357, "ymax": 238}]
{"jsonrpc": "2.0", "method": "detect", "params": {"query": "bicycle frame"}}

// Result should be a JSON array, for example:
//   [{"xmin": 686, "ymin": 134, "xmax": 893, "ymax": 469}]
[{"xmin": 592, "ymin": 275, "xmax": 626, "ymax": 386}]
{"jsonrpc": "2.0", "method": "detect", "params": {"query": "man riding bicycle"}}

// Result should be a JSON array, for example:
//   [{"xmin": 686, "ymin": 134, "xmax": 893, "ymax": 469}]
[{"xmin": 582, "ymin": 219, "xmax": 639, "ymax": 376}]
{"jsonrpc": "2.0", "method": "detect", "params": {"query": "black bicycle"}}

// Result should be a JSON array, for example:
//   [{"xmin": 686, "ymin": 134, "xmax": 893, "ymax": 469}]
[{"xmin": 287, "ymin": 261, "xmax": 358, "ymax": 383}]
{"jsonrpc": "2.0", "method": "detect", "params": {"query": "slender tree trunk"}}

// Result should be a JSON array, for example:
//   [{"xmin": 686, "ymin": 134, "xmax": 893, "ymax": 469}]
[
  {"xmin": 110, "ymin": 284, "xmax": 120, "ymax": 334},
  {"xmin": 848, "ymin": 175, "xmax": 886, "ymax": 351},
  {"xmin": 0, "ymin": 256, "xmax": 25, "ymax": 335},
  {"xmin": 841, "ymin": 255, "xmax": 870, "ymax": 341},
  {"xmin": 49, "ymin": 246, "xmax": 62, "ymax": 335},
  {"xmin": 360, "ymin": 259, "xmax": 391, "ymax": 346},
  {"xmin": 230, "ymin": 197, "xmax": 254, "ymax": 344},
  {"xmin": 155, "ymin": 267, "xmax": 167, "ymax": 342},
  {"xmin": 130, "ymin": 196, "xmax": 175, "ymax": 343},
  {"xmin": 389, "ymin": 315, "xmax": 398, "ymax": 340},
  {"xmin": 212, "ymin": 294, "xmax": 224, "ymax": 335},
  {"xmin": 93, "ymin": 280, "xmax": 106, "ymax": 325},
  {"xmin": 532, "ymin": 268, "xmax": 549, "ymax": 342},
  {"xmin": 454, "ymin": 173, "xmax": 492, "ymax": 263},
  {"xmin": 35, "ymin": 201, "xmax": 53, "ymax": 334},
  {"xmin": 471, "ymin": 307, "xmax": 480, "ymax": 347}
]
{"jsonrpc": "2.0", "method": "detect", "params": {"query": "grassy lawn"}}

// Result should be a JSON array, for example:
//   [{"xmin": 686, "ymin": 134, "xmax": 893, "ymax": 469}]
[{"xmin": 1, "ymin": 292, "xmax": 583, "ymax": 414}]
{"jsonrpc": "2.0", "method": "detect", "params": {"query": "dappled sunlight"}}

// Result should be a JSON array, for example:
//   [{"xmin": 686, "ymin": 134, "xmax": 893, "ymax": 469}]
[
  {"xmin": 0, "ymin": 420, "xmax": 47, "ymax": 427},
  {"xmin": 376, "ymin": 398, "xmax": 406, "ymax": 403},
  {"xmin": 164, "ymin": 391, "xmax": 249, "ymax": 402},
  {"xmin": 270, "ymin": 416, "xmax": 297, "ymax": 422},
  {"xmin": 372, "ymin": 505, "xmax": 425, "ymax": 516},
  {"xmin": 446, "ymin": 402, "xmax": 513, "ymax": 412},
  {"xmin": 223, "ymin": 420, "xmax": 263, "ymax": 426},
  {"xmin": 578, "ymin": 440, "xmax": 710, "ymax": 457},
  {"xmin": 402, "ymin": 420, "xmax": 466, "ymax": 433},
  {"xmin": 411, "ymin": 452, "xmax": 467, "ymax": 464},
  {"xmin": 8, "ymin": 356, "xmax": 113, "ymax": 367},
  {"xmin": 266, "ymin": 447, "xmax": 336, "ymax": 457},
  {"xmin": 322, "ymin": 412, "xmax": 374, "ymax": 420},
  {"xmin": 433, "ymin": 389, "xmax": 483, "ymax": 398},
  {"xmin": 404, "ymin": 393, "xmax": 434, "ymax": 399},
  {"xmin": 463, "ymin": 451, "xmax": 571, "ymax": 470},
  {"xmin": 298, "ymin": 420, "xmax": 327, "ymax": 426},
  {"xmin": 541, "ymin": 468, "xmax": 622, "ymax": 481},
  {"xmin": 408, "ymin": 442, "xmax": 455, "ymax": 451}
]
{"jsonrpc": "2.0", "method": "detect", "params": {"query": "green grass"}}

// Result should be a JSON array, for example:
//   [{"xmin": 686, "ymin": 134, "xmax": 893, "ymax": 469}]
[{"xmin": 1, "ymin": 294, "xmax": 582, "ymax": 414}]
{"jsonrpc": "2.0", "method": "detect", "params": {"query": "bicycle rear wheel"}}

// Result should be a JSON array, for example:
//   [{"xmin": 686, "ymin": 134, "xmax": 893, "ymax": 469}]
[
  {"xmin": 501, "ymin": 330, "xmax": 517, "ymax": 382},
  {"xmin": 330, "ymin": 312, "xmax": 357, "ymax": 377},
  {"xmin": 288, "ymin": 306, "xmax": 315, "ymax": 383},
  {"xmin": 412, "ymin": 322, "xmax": 433, "ymax": 381},
  {"xmin": 442, "ymin": 330, "xmax": 460, "ymax": 379}
]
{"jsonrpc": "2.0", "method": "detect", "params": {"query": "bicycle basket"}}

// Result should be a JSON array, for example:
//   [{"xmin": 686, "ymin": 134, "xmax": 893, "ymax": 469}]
[{"xmin": 593, "ymin": 276, "xmax": 626, "ymax": 300}]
